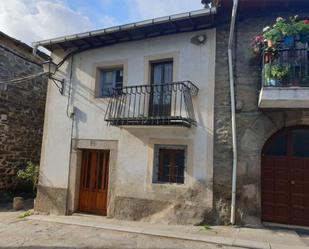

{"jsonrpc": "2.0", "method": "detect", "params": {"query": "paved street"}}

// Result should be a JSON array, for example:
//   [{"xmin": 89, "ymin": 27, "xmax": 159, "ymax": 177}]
[
  {"xmin": 1, "ymin": 201, "xmax": 309, "ymax": 249},
  {"xmin": 0, "ymin": 210, "xmax": 230, "ymax": 249}
]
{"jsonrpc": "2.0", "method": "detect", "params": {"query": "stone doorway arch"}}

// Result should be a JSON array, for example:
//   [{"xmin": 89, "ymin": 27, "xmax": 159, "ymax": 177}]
[{"xmin": 261, "ymin": 125, "xmax": 309, "ymax": 226}]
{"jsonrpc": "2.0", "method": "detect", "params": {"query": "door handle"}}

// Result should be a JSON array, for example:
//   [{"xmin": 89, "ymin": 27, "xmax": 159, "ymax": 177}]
[{"xmin": 291, "ymin": 180, "xmax": 295, "ymax": 185}]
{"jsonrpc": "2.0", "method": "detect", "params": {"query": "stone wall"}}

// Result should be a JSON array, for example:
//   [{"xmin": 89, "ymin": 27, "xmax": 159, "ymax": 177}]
[
  {"xmin": 214, "ymin": 8, "xmax": 309, "ymax": 225},
  {"xmin": 0, "ymin": 43, "xmax": 47, "ymax": 190}
]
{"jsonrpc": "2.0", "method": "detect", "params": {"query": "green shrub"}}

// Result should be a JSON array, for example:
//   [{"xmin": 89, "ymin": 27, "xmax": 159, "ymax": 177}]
[
  {"xmin": 17, "ymin": 162, "xmax": 39, "ymax": 192},
  {"xmin": 271, "ymin": 64, "xmax": 291, "ymax": 80},
  {"xmin": 18, "ymin": 210, "xmax": 33, "ymax": 219}
]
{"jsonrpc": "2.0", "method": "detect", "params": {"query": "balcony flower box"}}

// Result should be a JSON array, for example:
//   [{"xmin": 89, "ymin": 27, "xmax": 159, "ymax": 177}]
[
  {"xmin": 283, "ymin": 36, "xmax": 295, "ymax": 47},
  {"xmin": 251, "ymin": 16, "xmax": 309, "ymax": 59}
]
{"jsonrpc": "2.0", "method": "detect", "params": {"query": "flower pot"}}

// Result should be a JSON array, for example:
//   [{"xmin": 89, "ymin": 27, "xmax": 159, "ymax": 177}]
[
  {"xmin": 13, "ymin": 197, "xmax": 24, "ymax": 211},
  {"xmin": 265, "ymin": 78, "xmax": 280, "ymax": 87},
  {"xmin": 283, "ymin": 36, "xmax": 295, "ymax": 47},
  {"xmin": 267, "ymin": 40, "xmax": 274, "ymax": 48},
  {"xmin": 264, "ymin": 53, "xmax": 276, "ymax": 64},
  {"xmin": 300, "ymin": 34, "xmax": 309, "ymax": 43}
]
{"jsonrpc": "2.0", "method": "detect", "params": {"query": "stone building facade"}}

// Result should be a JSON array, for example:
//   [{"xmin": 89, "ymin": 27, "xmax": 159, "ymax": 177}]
[
  {"xmin": 214, "ymin": 4, "xmax": 309, "ymax": 225},
  {"xmin": 0, "ymin": 32, "xmax": 47, "ymax": 190}
]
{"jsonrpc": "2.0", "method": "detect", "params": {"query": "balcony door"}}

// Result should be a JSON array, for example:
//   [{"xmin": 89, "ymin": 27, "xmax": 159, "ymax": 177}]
[{"xmin": 149, "ymin": 61, "xmax": 173, "ymax": 117}]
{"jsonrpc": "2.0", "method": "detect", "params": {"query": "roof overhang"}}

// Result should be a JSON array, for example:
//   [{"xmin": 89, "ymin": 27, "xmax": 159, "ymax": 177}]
[{"xmin": 33, "ymin": 7, "xmax": 217, "ymax": 52}]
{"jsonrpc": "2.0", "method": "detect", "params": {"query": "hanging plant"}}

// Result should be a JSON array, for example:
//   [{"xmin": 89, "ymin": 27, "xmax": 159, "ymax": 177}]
[
  {"xmin": 296, "ymin": 19, "xmax": 309, "ymax": 43},
  {"xmin": 250, "ymin": 35, "xmax": 265, "ymax": 57},
  {"xmin": 263, "ymin": 24, "xmax": 283, "ymax": 46},
  {"xmin": 251, "ymin": 15, "xmax": 309, "ymax": 59}
]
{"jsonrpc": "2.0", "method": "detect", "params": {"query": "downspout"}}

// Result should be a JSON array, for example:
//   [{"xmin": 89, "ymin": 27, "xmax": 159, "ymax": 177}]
[
  {"xmin": 228, "ymin": 0, "xmax": 239, "ymax": 225},
  {"xmin": 65, "ymin": 55, "xmax": 75, "ymax": 215}
]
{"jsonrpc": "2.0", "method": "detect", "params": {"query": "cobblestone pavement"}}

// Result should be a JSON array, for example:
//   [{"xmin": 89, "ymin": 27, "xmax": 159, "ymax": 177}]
[{"xmin": 0, "ymin": 202, "xmax": 235, "ymax": 249}]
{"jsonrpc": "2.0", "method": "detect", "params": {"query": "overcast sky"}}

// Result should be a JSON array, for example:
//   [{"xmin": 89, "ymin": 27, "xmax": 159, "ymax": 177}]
[{"xmin": 0, "ymin": 0, "xmax": 203, "ymax": 46}]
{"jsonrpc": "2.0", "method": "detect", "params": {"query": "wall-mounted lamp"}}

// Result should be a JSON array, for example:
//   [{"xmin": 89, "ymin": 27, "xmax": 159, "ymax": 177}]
[
  {"xmin": 42, "ymin": 59, "xmax": 64, "ymax": 95},
  {"xmin": 198, "ymin": 35, "xmax": 206, "ymax": 43},
  {"xmin": 190, "ymin": 34, "xmax": 207, "ymax": 45}
]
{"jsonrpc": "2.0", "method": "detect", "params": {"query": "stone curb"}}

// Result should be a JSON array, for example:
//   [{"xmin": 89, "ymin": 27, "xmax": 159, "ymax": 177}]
[{"xmin": 27, "ymin": 215, "xmax": 307, "ymax": 249}]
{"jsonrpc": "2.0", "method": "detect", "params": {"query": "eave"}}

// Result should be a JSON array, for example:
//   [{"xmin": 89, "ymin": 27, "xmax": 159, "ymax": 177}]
[{"xmin": 33, "ymin": 7, "xmax": 217, "ymax": 52}]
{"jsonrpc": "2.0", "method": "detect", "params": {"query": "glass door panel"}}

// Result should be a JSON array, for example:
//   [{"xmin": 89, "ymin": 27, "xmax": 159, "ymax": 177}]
[{"xmin": 149, "ymin": 61, "xmax": 173, "ymax": 117}]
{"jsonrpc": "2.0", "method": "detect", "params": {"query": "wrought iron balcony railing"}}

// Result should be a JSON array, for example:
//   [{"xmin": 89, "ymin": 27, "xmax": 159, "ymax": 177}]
[
  {"xmin": 262, "ymin": 42, "xmax": 309, "ymax": 87},
  {"xmin": 104, "ymin": 81, "xmax": 199, "ymax": 128}
]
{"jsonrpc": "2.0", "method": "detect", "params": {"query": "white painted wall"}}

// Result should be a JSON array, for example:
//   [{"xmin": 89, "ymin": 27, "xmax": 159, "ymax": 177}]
[{"xmin": 39, "ymin": 30, "xmax": 216, "ymax": 200}]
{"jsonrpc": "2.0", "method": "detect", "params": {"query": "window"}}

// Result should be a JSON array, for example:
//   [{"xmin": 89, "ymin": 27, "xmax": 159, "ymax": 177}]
[
  {"xmin": 98, "ymin": 68, "xmax": 123, "ymax": 97},
  {"xmin": 149, "ymin": 61, "xmax": 173, "ymax": 117},
  {"xmin": 153, "ymin": 145, "xmax": 186, "ymax": 184}
]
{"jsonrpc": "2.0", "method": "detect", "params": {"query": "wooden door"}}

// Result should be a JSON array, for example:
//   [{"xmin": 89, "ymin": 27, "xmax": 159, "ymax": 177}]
[
  {"xmin": 261, "ymin": 126, "xmax": 309, "ymax": 226},
  {"xmin": 78, "ymin": 150, "xmax": 110, "ymax": 215},
  {"xmin": 261, "ymin": 156, "xmax": 290, "ymax": 224},
  {"xmin": 290, "ymin": 157, "xmax": 309, "ymax": 226}
]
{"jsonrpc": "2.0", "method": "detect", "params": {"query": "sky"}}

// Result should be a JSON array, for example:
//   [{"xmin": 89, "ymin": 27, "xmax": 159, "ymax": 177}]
[{"xmin": 0, "ymin": 0, "xmax": 203, "ymax": 46}]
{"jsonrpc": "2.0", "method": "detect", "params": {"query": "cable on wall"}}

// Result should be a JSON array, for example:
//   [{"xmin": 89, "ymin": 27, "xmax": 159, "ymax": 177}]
[
  {"xmin": 66, "ymin": 55, "xmax": 74, "ymax": 118},
  {"xmin": 0, "ymin": 72, "xmax": 47, "ymax": 85}
]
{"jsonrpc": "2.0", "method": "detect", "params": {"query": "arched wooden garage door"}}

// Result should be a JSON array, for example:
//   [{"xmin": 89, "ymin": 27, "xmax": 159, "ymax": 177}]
[{"xmin": 262, "ymin": 126, "xmax": 309, "ymax": 226}]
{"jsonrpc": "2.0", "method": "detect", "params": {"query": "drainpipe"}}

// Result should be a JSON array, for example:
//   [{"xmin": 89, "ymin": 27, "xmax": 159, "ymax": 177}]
[
  {"xmin": 33, "ymin": 45, "xmax": 38, "ymax": 56},
  {"xmin": 228, "ymin": 0, "xmax": 239, "ymax": 225}
]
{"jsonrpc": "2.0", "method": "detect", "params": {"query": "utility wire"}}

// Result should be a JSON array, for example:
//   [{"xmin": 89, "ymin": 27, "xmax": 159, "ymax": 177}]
[
  {"xmin": 0, "ymin": 72, "xmax": 48, "ymax": 85},
  {"xmin": 66, "ymin": 55, "xmax": 74, "ymax": 118}
]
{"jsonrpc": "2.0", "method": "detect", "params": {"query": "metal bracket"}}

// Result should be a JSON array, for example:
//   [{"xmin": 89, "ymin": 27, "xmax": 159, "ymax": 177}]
[{"xmin": 51, "ymin": 77, "xmax": 64, "ymax": 95}]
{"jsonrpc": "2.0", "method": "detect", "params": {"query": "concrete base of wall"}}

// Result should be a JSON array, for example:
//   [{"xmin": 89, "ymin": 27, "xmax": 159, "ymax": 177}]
[
  {"xmin": 113, "ymin": 196, "xmax": 212, "ymax": 225},
  {"xmin": 113, "ymin": 197, "xmax": 169, "ymax": 220},
  {"xmin": 35, "ymin": 185, "xmax": 67, "ymax": 215}
]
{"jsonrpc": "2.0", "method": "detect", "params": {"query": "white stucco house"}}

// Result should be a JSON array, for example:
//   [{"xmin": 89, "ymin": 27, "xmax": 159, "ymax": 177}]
[
  {"xmin": 33, "ymin": 7, "xmax": 217, "ymax": 224},
  {"xmin": 33, "ymin": 0, "xmax": 309, "ymax": 227}
]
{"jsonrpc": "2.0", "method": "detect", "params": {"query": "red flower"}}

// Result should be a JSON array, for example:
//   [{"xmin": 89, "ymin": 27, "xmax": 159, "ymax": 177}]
[{"xmin": 304, "ymin": 20, "xmax": 309, "ymax": 24}]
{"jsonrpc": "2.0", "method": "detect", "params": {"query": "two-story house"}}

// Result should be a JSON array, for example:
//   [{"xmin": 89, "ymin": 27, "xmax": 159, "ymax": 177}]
[
  {"xmin": 33, "ymin": 6, "xmax": 216, "ymax": 225},
  {"xmin": 33, "ymin": 0, "xmax": 309, "ymax": 227}
]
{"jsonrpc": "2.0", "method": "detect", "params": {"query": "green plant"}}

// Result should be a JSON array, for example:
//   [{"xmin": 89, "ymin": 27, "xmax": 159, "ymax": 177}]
[
  {"xmin": 263, "ymin": 17, "xmax": 309, "ymax": 45},
  {"xmin": 17, "ymin": 161, "xmax": 39, "ymax": 192},
  {"xmin": 18, "ymin": 210, "xmax": 32, "ymax": 219},
  {"xmin": 264, "ymin": 26, "xmax": 283, "ymax": 44},
  {"xmin": 202, "ymin": 224, "xmax": 212, "ymax": 230},
  {"xmin": 295, "ymin": 19, "xmax": 309, "ymax": 35},
  {"xmin": 263, "ymin": 63, "xmax": 272, "ymax": 80},
  {"xmin": 270, "ymin": 64, "xmax": 291, "ymax": 80},
  {"xmin": 275, "ymin": 17, "xmax": 298, "ymax": 37}
]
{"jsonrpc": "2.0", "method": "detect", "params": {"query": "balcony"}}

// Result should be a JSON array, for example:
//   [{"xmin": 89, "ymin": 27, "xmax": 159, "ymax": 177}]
[
  {"xmin": 104, "ymin": 81, "xmax": 199, "ymax": 128},
  {"xmin": 259, "ymin": 42, "xmax": 309, "ymax": 108}
]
